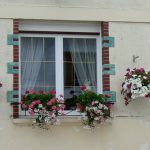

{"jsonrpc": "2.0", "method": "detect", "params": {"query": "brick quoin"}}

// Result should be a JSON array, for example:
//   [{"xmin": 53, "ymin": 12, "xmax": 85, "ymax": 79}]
[
  {"xmin": 101, "ymin": 22, "xmax": 110, "ymax": 91},
  {"xmin": 12, "ymin": 19, "xmax": 19, "ymax": 119}
]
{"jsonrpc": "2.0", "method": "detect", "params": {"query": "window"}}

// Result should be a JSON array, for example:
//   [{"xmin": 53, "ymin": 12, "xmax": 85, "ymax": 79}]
[{"xmin": 19, "ymin": 21, "xmax": 102, "ymax": 112}]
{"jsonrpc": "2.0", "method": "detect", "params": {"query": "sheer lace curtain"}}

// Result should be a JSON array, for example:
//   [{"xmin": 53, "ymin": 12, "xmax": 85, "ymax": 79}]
[
  {"xmin": 21, "ymin": 37, "xmax": 43, "ymax": 94},
  {"xmin": 67, "ymin": 38, "xmax": 96, "ymax": 91}
]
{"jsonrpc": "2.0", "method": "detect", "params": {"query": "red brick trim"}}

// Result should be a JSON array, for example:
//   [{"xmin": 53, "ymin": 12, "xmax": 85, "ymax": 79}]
[
  {"xmin": 12, "ymin": 19, "xmax": 19, "ymax": 118},
  {"xmin": 101, "ymin": 22, "xmax": 110, "ymax": 91}
]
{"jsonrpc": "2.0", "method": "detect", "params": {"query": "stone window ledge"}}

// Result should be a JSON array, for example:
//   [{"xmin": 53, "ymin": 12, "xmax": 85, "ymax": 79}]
[{"xmin": 13, "ymin": 116, "xmax": 83, "ymax": 126}]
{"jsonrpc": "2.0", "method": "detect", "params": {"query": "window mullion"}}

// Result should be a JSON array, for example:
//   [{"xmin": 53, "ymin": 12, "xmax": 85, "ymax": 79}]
[
  {"xmin": 56, "ymin": 36, "xmax": 64, "ymax": 96},
  {"xmin": 97, "ymin": 36, "xmax": 102, "ymax": 94}
]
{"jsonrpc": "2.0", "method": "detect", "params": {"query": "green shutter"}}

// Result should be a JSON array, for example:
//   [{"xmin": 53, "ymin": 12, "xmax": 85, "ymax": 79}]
[
  {"xmin": 7, "ymin": 34, "xmax": 19, "ymax": 46},
  {"xmin": 7, "ymin": 91, "xmax": 19, "ymax": 103},
  {"xmin": 102, "ymin": 36, "xmax": 115, "ymax": 48},
  {"xmin": 103, "ymin": 91, "xmax": 116, "ymax": 103},
  {"xmin": 103, "ymin": 64, "xmax": 115, "ymax": 75},
  {"xmin": 7, "ymin": 62, "xmax": 19, "ymax": 74}
]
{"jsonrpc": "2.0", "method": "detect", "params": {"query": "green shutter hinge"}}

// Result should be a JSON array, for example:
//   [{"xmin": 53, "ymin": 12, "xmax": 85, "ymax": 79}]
[
  {"xmin": 102, "ymin": 36, "xmax": 115, "ymax": 48},
  {"xmin": 7, "ymin": 62, "xmax": 19, "ymax": 74},
  {"xmin": 7, "ymin": 90, "xmax": 19, "ymax": 103},
  {"xmin": 7, "ymin": 34, "xmax": 19, "ymax": 46},
  {"xmin": 103, "ymin": 91, "xmax": 116, "ymax": 103},
  {"xmin": 103, "ymin": 64, "xmax": 115, "ymax": 75}
]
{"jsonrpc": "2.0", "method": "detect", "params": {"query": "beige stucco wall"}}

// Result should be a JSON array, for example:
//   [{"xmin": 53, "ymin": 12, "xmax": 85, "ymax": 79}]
[
  {"xmin": 0, "ymin": 0, "xmax": 150, "ymax": 22},
  {"xmin": 1, "ymin": 15, "xmax": 150, "ymax": 150}
]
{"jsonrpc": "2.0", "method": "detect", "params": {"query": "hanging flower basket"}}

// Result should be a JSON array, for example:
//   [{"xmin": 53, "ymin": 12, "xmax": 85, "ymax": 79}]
[
  {"xmin": 121, "ymin": 68, "xmax": 150, "ymax": 105},
  {"xmin": 20, "ymin": 90, "xmax": 65, "ymax": 129}
]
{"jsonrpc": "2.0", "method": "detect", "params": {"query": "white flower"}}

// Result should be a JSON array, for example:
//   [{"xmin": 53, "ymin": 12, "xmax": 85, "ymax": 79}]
[
  {"xmin": 38, "ymin": 104, "xmax": 43, "ymax": 108},
  {"xmin": 94, "ymin": 117, "xmax": 100, "ymax": 121}
]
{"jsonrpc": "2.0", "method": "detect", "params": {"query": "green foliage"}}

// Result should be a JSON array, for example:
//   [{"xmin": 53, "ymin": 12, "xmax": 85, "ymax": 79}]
[
  {"xmin": 75, "ymin": 91, "xmax": 106, "ymax": 107},
  {"xmin": 22, "ymin": 93, "xmax": 54, "ymax": 108}
]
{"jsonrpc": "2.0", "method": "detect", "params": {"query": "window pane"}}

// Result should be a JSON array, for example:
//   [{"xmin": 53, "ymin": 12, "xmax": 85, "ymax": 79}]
[
  {"xmin": 33, "ymin": 37, "xmax": 44, "ymax": 61},
  {"xmin": 44, "ymin": 38, "xmax": 55, "ymax": 61},
  {"xmin": 32, "ymin": 62, "xmax": 44, "ymax": 87},
  {"xmin": 21, "ymin": 62, "xmax": 33, "ymax": 94},
  {"xmin": 63, "ymin": 39, "xmax": 72, "ymax": 62},
  {"xmin": 21, "ymin": 37, "xmax": 32, "ymax": 61},
  {"xmin": 44, "ymin": 62, "xmax": 55, "ymax": 86},
  {"xmin": 63, "ymin": 38, "xmax": 97, "ymax": 109},
  {"xmin": 64, "ymin": 62, "xmax": 74, "ymax": 86},
  {"xmin": 21, "ymin": 37, "xmax": 56, "ymax": 95}
]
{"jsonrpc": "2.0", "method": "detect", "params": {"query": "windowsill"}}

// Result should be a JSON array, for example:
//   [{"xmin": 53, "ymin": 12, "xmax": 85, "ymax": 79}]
[{"xmin": 13, "ymin": 116, "xmax": 83, "ymax": 126}]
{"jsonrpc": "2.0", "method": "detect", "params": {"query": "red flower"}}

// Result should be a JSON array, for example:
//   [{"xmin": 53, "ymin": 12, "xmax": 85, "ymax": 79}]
[
  {"xmin": 39, "ymin": 90, "xmax": 45, "ymax": 94},
  {"xmin": 49, "ymin": 90, "xmax": 56, "ymax": 95},
  {"xmin": 80, "ymin": 85, "xmax": 87, "ymax": 91},
  {"xmin": 22, "ymin": 95, "xmax": 26, "ymax": 99},
  {"xmin": 25, "ymin": 90, "xmax": 29, "ymax": 94},
  {"xmin": 127, "ymin": 83, "xmax": 132, "ymax": 89}
]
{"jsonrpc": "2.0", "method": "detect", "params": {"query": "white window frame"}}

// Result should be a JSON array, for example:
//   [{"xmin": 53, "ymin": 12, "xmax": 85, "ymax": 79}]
[{"xmin": 19, "ymin": 34, "xmax": 102, "ymax": 116}]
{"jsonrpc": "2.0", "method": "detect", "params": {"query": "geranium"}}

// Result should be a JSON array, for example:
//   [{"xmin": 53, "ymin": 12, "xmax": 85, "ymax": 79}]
[
  {"xmin": 121, "ymin": 68, "xmax": 150, "ymax": 105},
  {"xmin": 75, "ymin": 86, "xmax": 111, "ymax": 128},
  {"xmin": 83, "ymin": 101, "xmax": 110, "ymax": 128},
  {"xmin": 21, "ymin": 90, "xmax": 65, "ymax": 129}
]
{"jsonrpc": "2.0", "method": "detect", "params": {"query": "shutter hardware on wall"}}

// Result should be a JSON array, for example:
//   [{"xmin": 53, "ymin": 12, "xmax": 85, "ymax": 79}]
[
  {"xmin": 103, "ymin": 91, "xmax": 116, "ymax": 103},
  {"xmin": 7, "ymin": 91, "xmax": 19, "ymax": 103},
  {"xmin": 7, "ymin": 34, "xmax": 19, "ymax": 46},
  {"xmin": 7, "ymin": 62, "xmax": 19, "ymax": 74},
  {"xmin": 102, "ymin": 36, "xmax": 115, "ymax": 48},
  {"xmin": 103, "ymin": 64, "xmax": 115, "ymax": 75}
]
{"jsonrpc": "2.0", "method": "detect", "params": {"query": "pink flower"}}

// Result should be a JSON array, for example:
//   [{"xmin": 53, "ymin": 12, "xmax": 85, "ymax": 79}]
[
  {"xmin": 105, "ymin": 104, "xmax": 112, "ymax": 109},
  {"xmin": 61, "ymin": 104, "xmax": 65, "ymax": 109},
  {"xmin": 80, "ymin": 85, "xmax": 87, "ymax": 91},
  {"xmin": 30, "ymin": 89, "xmax": 35, "ymax": 94},
  {"xmin": 29, "ymin": 111, "xmax": 35, "ymax": 116},
  {"xmin": 47, "ymin": 101, "xmax": 52, "ymax": 106},
  {"xmin": 52, "ymin": 106, "xmax": 57, "ymax": 110},
  {"xmin": 92, "ymin": 101, "xmax": 96, "ymax": 106},
  {"xmin": 39, "ymin": 90, "xmax": 45, "ymax": 94},
  {"xmin": 22, "ymin": 104, "xmax": 26, "ymax": 109},
  {"xmin": 61, "ymin": 112, "xmax": 65, "ymax": 116},
  {"xmin": 59, "ymin": 94, "xmax": 63, "ymax": 98},
  {"xmin": 49, "ymin": 90, "xmax": 56, "ymax": 95},
  {"xmin": 32, "ymin": 101, "xmax": 37, "ymax": 105},
  {"xmin": 59, "ymin": 100, "xmax": 64, "ymax": 103},
  {"xmin": 35, "ymin": 100, "xmax": 41, "ymax": 104},
  {"xmin": 57, "ymin": 108, "xmax": 60, "ymax": 111},
  {"xmin": 29, "ymin": 104, "xmax": 34, "ymax": 109},
  {"xmin": 50, "ymin": 98, "xmax": 56, "ymax": 103},
  {"xmin": 19, "ymin": 101, "xmax": 23, "ymax": 104}
]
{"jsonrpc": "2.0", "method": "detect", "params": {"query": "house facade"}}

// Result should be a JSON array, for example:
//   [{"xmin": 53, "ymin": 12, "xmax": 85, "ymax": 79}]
[{"xmin": 1, "ymin": 0, "xmax": 150, "ymax": 150}]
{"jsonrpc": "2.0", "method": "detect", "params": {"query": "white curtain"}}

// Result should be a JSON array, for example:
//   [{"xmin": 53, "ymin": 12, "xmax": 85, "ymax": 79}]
[
  {"xmin": 21, "ymin": 37, "xmax": 43, "ymax": 94},
  {"xmin": 66, "ymin": 38, "xmax": 96, "ymax": 90}
]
